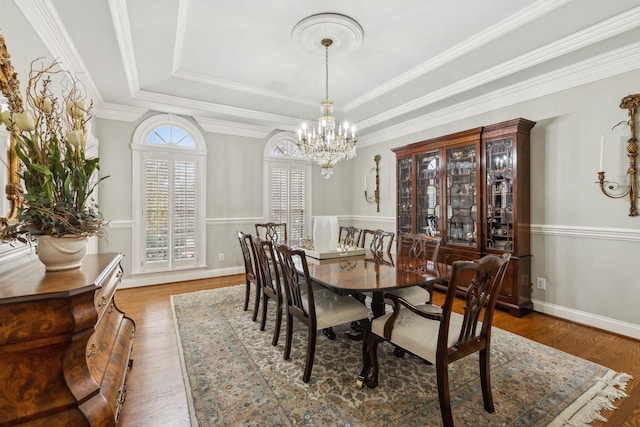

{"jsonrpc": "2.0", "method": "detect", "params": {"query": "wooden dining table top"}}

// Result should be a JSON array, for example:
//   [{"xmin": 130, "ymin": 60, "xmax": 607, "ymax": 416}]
[{"xmin": 296, "ymin": 249, "xmax": 449, "ymax": 296}]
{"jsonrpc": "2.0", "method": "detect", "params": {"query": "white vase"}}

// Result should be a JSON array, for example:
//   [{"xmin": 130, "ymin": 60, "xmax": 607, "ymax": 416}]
[
  {"xmin": 37, "ymin": 235, "xmax": 88, "ymax": 271},
  {"xmin": 313, "ymin": 216, "xmax": 339, "ymax": 253}
]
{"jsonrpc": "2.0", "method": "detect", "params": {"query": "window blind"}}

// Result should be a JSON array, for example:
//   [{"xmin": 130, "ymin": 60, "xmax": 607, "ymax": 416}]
[
  {"xmin": 144, "ymin": 158, "xmax": 170, "ymax": 263},
  {"xmin": 270, "ymin": 165, "xmax": 306, "ymax": 246}
]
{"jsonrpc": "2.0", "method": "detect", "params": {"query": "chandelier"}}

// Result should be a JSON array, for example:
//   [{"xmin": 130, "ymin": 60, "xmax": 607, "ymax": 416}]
[{"xmin": 297, "ymin": 38, "xmax": 357, "ymax": 179}]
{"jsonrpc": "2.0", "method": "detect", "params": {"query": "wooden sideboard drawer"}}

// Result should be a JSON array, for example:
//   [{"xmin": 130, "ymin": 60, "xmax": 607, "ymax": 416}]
[
  {"xmin": 0, "ymin": 253, "xmax": 135, "ymax": 426},
  {"xmin": 87, "ymin": 302, "xmax": 125, "ymax": 385},
  {"xmin": 94, "ymin": 264, "xmax": 123, "ymax": 319}
]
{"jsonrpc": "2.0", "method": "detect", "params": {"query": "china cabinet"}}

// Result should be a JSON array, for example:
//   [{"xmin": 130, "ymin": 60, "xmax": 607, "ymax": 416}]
[
  {"xmin": 393, "ymin": 118, "xmax": 535, "ymax": 316},
  {"xmin": 0, "ymin": 253, "xmax": 134, "ymax": 425}
]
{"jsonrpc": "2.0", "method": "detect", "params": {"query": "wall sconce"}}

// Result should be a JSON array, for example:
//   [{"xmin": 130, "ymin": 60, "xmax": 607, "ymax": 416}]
[
  {"xmin": 596, "ymin": 93, "xmax": 639, "ymax": 216},
  {"xmin": 364, "ymin": 155, "xmax": 381, "ymax": 212}
]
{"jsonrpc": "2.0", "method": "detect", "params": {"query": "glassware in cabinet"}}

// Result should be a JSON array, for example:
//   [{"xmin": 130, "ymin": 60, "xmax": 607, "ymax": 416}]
[
  {"xmin": 445, "ymin": 145, "xmax": 477, "ymax": 247},
  {"xmin": 485, "ymin": 137, "xmax": 514, "ymax": 251},
  {"xmin": 416, "ymin": 152, "xmax": 440, "ymax": 237},
  {"xmin": 397, "ymin": 157, "xmax": 413, "ymax": 235}
]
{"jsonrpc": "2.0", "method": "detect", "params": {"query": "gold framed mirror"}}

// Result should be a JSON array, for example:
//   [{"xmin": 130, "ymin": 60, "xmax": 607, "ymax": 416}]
[{"xmin": 0, "ymin": 33, "xmax": 22, "ymax": 227}]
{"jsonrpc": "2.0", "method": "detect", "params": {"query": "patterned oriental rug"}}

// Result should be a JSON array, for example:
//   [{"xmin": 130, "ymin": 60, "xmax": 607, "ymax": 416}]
[{"xmin": 171, "ymin": 285, "xmax": 631, "ymax": 426}]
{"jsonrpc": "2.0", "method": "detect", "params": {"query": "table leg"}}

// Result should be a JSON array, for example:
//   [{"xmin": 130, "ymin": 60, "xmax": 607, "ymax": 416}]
[{"xmin": 370, "ymin": 292, "xmax": 386, "ymax": 318}]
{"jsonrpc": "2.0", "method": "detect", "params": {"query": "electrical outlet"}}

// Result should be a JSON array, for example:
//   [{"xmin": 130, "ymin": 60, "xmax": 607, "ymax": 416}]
[
  {"xmin": 536, "ymin": 277, "xmax": 546, "ymax": 290},
  {"xmin": 218, "ymin": 253, "xmax": 225, "ymax": 261}
]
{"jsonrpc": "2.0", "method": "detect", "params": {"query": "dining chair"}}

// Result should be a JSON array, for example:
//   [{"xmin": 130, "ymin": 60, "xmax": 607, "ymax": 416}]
[
  {"xmin": 360, "ymin": 229, "xmax": 395, "ymax": 253},
  {"xmin": 361, "ymin": 253, "xmax": 511, "ymax": 427},
  {"xmin": 237, "ymin": 231, "xmax": 261, "ymax": 321},
  {"xmin": 255, "ymin": 222, "xmax": 288, "ymax": 245},
  {"xmin": 387, "ymin": 233, "xmax": 442, "ymax": 306},
  {"xmin": 251, "ymin": 236, "xmax": 284, "ymax": 346},
  {"xmin": 338, "ymin": 226, "xmax": 362, "ymax": 248},
  {"xmin": 276, "ymin": 244, "xmax": 370, "ymax": 383}
]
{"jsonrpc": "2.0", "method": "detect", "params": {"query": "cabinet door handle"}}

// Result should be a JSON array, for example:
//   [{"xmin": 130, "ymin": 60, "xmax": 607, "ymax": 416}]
[{"xmin": 87, "ymin": 343, "xmax": 97, "ymax": 358}]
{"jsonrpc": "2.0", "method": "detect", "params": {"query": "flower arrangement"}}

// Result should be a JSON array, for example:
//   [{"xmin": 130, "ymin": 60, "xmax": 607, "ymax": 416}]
[{"xmin": 0, "ymin": 51, "xmax": 108, "ymax": 243}]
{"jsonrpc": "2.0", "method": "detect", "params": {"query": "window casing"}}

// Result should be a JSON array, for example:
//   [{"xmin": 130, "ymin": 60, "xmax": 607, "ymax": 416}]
[
  {"xmin": 263, "ymin": 133, "xmax": 311, "ymax": 246},
  {"xmin": 132, "ymin": 115, "xmax": 206, "ymax": 274}
]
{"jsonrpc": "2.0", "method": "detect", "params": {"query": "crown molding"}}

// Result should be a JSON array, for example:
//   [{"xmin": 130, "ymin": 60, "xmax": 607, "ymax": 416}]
[
  {"xmin": 16, "ymin": 0, "xmax": 104, "ymax": 104},
  {"xmin": 193, "ymin": 116, "xmax": 272, "ymax": 139},
  {"xmin": 93, "ymin": 102, "xmax": 148, "ymax": 122},
  {"xmin": 356, "ymin": 5, "xmax": 640, "ymax": 130},
  {"xmin": 358, "ymin": 41, "xmax": 640, "ymax": 147},
  {"xmin": 343, "ymin": 0, "xmax": 572, "ymax": 111},
  {"xmin": 108, "ymin": 0, "xmax": 140, "ymax": 95},
  {"xmin": 174, "ymin": 69, "xmax": 318, "ymax": 107},
  {"xmin": 171, "ymin": 0, "xmax": 190, "ymax": 74},
  {"xmin": 133, "ymin": 89, "xmax": 300, "ymax": 127}
]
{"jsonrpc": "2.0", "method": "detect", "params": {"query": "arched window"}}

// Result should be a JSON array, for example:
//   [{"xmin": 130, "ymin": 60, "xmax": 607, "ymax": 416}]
[
  {"xmin": 263, "ymin": 132, "xmax": 311, "ymax": 246},
  {"xmin": 131, "ymin": 114, "xmax": 207, "ymax": 274}
]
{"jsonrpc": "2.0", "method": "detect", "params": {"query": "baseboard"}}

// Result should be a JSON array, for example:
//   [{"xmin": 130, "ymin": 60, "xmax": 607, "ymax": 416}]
[
  {"xmin": 532, "ymin": 298, "xmax": 640, "ymax": 340},
  {"xmin": 120, "ymin": 266, "xmax": 244, "ymax": 289}
]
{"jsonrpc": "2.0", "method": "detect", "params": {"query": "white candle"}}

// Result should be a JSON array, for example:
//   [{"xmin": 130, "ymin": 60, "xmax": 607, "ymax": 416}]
[
  {"xmin": 599, "ymin": 135, "xmax": 604, "ymax": 172},
  {"xmin": 364, "ymin": 173, "xmax": 367, "ymax": 191}
]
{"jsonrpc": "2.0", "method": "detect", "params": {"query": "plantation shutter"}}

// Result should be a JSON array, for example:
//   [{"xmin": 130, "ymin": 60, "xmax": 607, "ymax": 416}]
[
  {"xmin": 289, "ymin": 167, "xmax": 305, "ymax": 246},
  {"xmin": 269, "ymin": 164, "xmax": 306, "ymax": 246},
  {"xmin": 271, "ymin": 167, "xmax": 288, "ymax": 225},
  {"xmin": 142, "ymin": 153, "xmax": 199, "ymax": 271},
  {"xmin": 144, "ymin": 157, "xmax": 170, "ymax": 266},
  {"xmin": 173, "ymin": 159, "xmax": 197, "ymax": 264}
]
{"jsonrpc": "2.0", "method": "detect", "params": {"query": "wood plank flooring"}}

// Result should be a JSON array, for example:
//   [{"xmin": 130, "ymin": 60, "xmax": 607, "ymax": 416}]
[{"xmin": 114, "ymin": 275, "xmax": 640, "ymax": 426}]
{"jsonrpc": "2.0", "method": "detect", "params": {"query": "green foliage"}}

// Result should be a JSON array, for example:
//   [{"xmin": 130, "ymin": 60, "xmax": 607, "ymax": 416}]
[{"xmin": 0, "ymin": 60, "xmax": 108, "ymax": 243}]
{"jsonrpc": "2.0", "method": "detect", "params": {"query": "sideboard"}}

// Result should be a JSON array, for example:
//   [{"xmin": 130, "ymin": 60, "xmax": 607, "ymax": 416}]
[{"xmin": 0, "ymin": 252, "xmax": 135, "ymax": 426}]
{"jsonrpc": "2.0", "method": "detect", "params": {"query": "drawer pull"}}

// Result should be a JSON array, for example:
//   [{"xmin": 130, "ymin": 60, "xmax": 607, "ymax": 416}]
[
  {"xmin": 98, "ymin": 296, "xmax": 107, "ymax": 307},
  {"xmin": 117, "ymin": 387, "xmax": 127, "ymax": 405},
  {"xmin": 87, "ymin": 343, "xmax": 97, "ymax": 358}
]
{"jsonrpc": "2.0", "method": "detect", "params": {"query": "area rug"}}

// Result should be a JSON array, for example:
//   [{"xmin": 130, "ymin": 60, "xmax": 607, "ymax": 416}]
[{"xmin": 171, "ymin": 285, "xmax": 631, "ymax": 426}]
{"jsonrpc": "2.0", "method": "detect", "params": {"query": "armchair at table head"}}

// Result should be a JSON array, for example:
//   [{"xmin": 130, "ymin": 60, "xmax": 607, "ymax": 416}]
[
  {"xmin": 255, "ymin": 222, "xmax": 288, "ymax": 245},
  {"xmin": 237, "ymin": 231, "xmax": 261, "ymax": 321},
  {"xmin": 363, "ymin": 253, "xmax": 511, "ymax": 427},
  {"xmin": 360, "ymin": 229, "xmax": 395, "ymax": 253},
  {"xmin": 276, "ymin": 244, "xmax": 370, "ymax": 383}
]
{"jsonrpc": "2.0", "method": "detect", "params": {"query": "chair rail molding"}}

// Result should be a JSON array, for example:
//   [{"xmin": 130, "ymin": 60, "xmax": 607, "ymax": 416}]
[{"xmin": 530, "ymin": 224, "xmax": 640, "ymax": 242}]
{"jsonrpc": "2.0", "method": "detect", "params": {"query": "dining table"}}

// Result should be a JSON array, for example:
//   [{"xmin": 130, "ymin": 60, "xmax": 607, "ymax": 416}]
[
  {"xmin": 297, "ymin": 249, "xmax": 449, "ymax": 318},
  {"xmin": 293, "ymin": 248, "xmax": 450, "ymax": 387}
]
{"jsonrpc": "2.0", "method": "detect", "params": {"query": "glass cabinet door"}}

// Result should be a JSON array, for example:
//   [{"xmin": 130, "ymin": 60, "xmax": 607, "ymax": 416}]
[
  {"xmin": 397, "ymin": 157, "xmax": 413, "ymax": 235},
  {"xmin": 485, "ymin": 137, "xmax": 514, "ymax": 252},
  {"xmin": 446, "ymin": 145, "xmax": 477, "ymax": 247},
  {"xmin": 416, "ymin": 152, "xmax": 440, "ymax": 237}
]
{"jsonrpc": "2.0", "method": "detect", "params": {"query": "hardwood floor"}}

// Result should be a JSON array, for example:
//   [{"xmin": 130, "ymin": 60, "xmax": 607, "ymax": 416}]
[{"xmin": 114, "ymin": 275, "xmax": 640, "ymax": 426}]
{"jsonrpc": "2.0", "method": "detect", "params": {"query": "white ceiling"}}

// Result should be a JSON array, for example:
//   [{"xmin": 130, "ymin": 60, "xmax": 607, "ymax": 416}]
[{"xmin": 8, "ymin": 0, "xmax": 640, "ymax": 144}]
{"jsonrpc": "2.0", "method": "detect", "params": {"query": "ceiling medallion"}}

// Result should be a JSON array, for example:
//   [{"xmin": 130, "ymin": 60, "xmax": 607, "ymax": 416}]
[{"xmin": 291, "ymin": 13, "xmax": 363, "ymax": 179}]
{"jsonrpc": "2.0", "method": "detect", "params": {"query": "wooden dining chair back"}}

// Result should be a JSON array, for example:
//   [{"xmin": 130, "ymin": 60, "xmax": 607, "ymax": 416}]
[
  {"xmin": 251, "ymin": 236, "xmax": 284, "ymax": 346},
  {"xmin": 398, "ymin": 233, "xmax": 442, "ymax": 271},
  {"xmin": 276, "ymin": 244, "xmax": 370, "ymax": 383},
  {"xmin": 360, "ymin": 229, "xmax": 395, "ymax": 253},
  {"xmin": 338, "ymin": 226, "xmax": 362, "ymax": 248},
  {"xmin": 255, "ymin": 222, "xmax": 288, "ymax": 245},
  {"xmin": 385, "ymin": 233, "xmax": 443, "ymax": 307},
  {"xmin": 363, "ymin": 253, "xmax": 511, "ymax": 427},
  {"xmin": 237, "ymin": 231, "xmax": 261, "ymax": 321}
]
